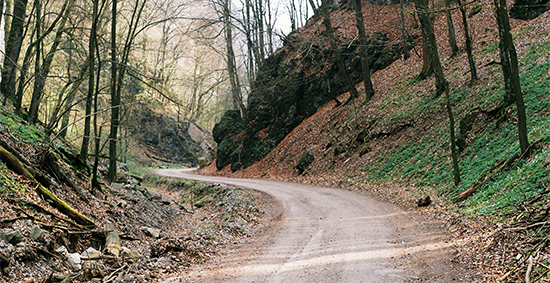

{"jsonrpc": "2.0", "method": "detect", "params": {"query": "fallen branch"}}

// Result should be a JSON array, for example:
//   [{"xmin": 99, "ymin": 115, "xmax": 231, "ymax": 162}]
[
  {"xmin": 0, "ymin": 216, "xmax": 31, "ymax": 224},
  {"xmin": 0, "ymin": 145, "xmax": 95, "ymax": 227},
  {"xmin": 526, "ymin": 183, "xmax": 550, "ymax": 206},
  {"xmin": 458, "ymin": 152, "xmax": 520, "ymax": 201},
  {"xmin": 103, "ymin": 263, "xmax": 127, "ymax": 283},
  {"xmin": 104, "ymin": 223, "xmax": 122, "ymax": 257},
  {"xmin": 507, "ymin": 221, "xmax": 550, "ymax": 231},
  {"xmin": 525, "ymin": 255, "xmax": 534, "ymax": 283}
]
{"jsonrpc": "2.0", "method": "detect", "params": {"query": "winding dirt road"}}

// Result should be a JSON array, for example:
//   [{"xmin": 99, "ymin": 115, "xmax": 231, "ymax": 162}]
[{"xmin": 154, "ymin": 169, "xmax": 467, "ymax": 282}]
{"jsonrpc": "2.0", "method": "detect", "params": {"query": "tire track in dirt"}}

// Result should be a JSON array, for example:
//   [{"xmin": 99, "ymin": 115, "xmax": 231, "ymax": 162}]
[{"xmin": 154, "ymin": 169, "xmax": 467, "ymax": 282}]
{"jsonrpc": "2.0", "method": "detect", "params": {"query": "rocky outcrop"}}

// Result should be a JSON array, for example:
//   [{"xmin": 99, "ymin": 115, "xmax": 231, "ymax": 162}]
[
  {"xmin": 215, "ymin": 29, "xmax": 405, "ymax": 171},
  {"xmin": 510, "ymin": 0, "xmax": 549, "ymax": 20},
  {"xmin": 128, "ymin": 107, "xmax": 209, "ymax": 166}
]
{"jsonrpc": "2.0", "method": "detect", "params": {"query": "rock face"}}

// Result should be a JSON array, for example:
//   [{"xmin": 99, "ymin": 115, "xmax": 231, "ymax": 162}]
[
  {"xmin": 127, "ymin": 107, "xmax": 209, "ymax": 166},
  {"xmin": 214, "ymin": 30, "xmax": 404, "ymax": 171},
  {"xmin": 510, "ymin": 0, "xmax": 549, "ymax": 20}
]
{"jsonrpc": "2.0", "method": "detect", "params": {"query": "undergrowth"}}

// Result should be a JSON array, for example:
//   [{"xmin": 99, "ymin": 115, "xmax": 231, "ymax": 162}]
[
  {"xmin": 0, "ymin": 106, "xmax": 47, "ymax": 146},
  {"xmin": 361, "ymin": 36, "xmax": 550, "ymax": 218}
]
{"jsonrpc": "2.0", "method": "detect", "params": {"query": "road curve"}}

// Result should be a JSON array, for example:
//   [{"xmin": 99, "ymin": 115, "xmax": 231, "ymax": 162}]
[{"xmin": 154, "ymin": 169, "xmax": 462, "ymax": 283}]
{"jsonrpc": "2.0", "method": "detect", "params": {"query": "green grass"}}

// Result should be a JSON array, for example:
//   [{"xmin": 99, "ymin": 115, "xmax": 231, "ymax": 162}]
[
  {"xmin": 362, "ymin": 37, "xmax": 550, "ymax": 217},
  {"xmin": 0, "ymin": 106, "xmax": 47, "ymax": 146}
]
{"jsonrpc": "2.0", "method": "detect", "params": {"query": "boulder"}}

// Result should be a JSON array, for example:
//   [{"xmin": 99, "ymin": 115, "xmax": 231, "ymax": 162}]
[
  {"xmin": 142, "ymin": 227, "xmax": 161, "ymax": 238},
  {"xmin": 81, "ymin": 247, "xmax": 102, "ymax": 259},
  {"xmin": 510, "ymin": 0, "xmax": 549, "ymax": 20},
  {"xmin": 0, "ymin": 229, "xmax": 23, "ymax": 244},
  {"xmin": 29, "ymin": 226, "xmax": 44, "ymax": 241}
]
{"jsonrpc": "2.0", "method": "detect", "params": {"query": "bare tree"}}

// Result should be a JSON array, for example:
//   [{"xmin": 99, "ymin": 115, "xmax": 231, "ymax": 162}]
[
  {"xmin": 457, "ymin": 0, "xmax": 477, "ymax": 84},
  {"xmin": 81, "ymin": 0, "xmax": 99, "ymax": 161},
  {"xmin": 494, "ymin": 0, "xmax": 529, "ymax": 154},
  {"xmin": 414, "ymin": 0, "xmax": 460, "ymax": 185},
  {"xmin": 1, "ymin": 0, "xmax": 30, "ymax": 110},
  {"xmin": 444, "ymin": 0, "xmax": 458, "ymax": 57},
  {"xmin": 353, "ymin": 0, "xmax": 374, "ymax": 101},
  {"xmin": 107, "ymin": 0, "xmax": 118, "ymax": 181},
  {"xmin": 221, "ymin": 0, "xmax": 246, "ymax": 116},
  {"xmin": 29, "ymin": 0, "xmax": 75, "ymax": 124},
  {"xmin": 318, "ymin": 0, "xmax": 359, "ymax": 104}
]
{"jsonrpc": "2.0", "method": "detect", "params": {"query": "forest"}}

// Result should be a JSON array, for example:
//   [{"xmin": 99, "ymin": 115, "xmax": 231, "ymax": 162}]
[{"xmin": 1, "ymin": 0, "xmax": 550, "ymax": 280}]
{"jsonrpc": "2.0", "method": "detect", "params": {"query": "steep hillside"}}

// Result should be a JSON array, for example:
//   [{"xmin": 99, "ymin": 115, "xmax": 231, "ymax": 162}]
[
  {"xmin": 125, "ymin": 106, "xmax": 214, "ymax": 167},
  {"xmin": 0, "ymin": 106, "xmax": 267, "ymax": 282},
  {"xmin": 207, "ymin": 1, "xmax": 550, "ymax": 281},
  {"xmin": 214, "ymin": 0, "xmax": 417, "ymax": 170}
]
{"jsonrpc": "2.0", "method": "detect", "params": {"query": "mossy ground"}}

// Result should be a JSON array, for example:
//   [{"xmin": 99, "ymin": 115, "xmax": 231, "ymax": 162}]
[{"xmin": 359, "ymin": 37, "xmax": 550, "ymax": 218}]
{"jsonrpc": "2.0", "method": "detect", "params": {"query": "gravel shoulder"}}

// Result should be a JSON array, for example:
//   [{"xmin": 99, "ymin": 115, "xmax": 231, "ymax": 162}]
[{"xmin": 154, "ymin": 169, "xmax": 473, "ymax": 282}]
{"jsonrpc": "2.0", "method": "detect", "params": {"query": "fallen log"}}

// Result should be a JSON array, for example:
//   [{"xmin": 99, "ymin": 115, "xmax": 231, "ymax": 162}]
[
  {"xmin": 0, "ymin": 145, "xmax": 95, "ymax": 227},
  {"xmin": 104, "ymin": 223, "xmax": 122, "ymax": 257},
  {"xmin": 457, "ymin": 152, "xmax": 520, "ymax": 201}
]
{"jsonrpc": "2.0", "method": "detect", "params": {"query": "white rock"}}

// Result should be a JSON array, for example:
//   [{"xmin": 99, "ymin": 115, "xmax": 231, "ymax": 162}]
[
  {"xmin": 55, "ymin": 246, "xmax": 69, "ymax": 256},
  {"xmin": 67, "ymin": 252, "xmax": 82, "ymax": 270}
]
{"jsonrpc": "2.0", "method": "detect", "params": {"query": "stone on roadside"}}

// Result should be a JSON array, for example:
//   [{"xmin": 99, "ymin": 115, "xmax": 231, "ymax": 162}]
[
  {"xmin": 142, "ymin": 227, "xmax": 161, "ymax": 238},
  {"xmin": 55, "ymin": 246, "xmax": 81, "ymax": 270},
  {"xmin": 0, "ymin": 229, "xmax": 23, "ymax": 244},
  {"xmin": 149, "ymin": 194, "xmax": 162, "ymax": 201},
  {"xmin": 81, "ymin": 247, "xmax": 102, "ymax": 259},
  {"xmin": 67, "ymin": 252, "xmax": 82, "ymax": 270},
  {"xmin": 121, "ymin": 247, "xmax": 142, "ymax": 258},
  {"xmin": 29, "ymin": 226, "xmax": 43, "ymax": 241},
  {"xmin": 194, "ymin": 196, "xmax": 210, "ymax": 208}
]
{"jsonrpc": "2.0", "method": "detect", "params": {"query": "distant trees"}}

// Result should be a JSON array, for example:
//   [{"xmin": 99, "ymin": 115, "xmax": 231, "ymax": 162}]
[{"xmin": 0, "ymin": 0, "xmax": 237, "ymax": 183}]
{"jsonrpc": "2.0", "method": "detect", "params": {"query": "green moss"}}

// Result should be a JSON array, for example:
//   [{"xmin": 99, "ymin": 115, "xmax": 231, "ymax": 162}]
[{"xmin": 0, "ymin": 108, "xmax": 47, "ymax": 145}]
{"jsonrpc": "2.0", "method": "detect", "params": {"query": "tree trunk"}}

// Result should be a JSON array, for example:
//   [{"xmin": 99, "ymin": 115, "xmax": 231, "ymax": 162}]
[
  {"xmin": 418, "ymin": 28, "xmax": 434, "ymax": 79},
  {"xmin": 92, "ymin": 25, "xmax": 103, "ymax": 190},
  {"xmin": 1, "ymin": 0, "xmax": 29, "ymax": 111},
  {"xmin": 354, "ymin": 0, "xmax": 375, "ymax": 101},
  {"xmin": 108, "ymin": 0, "xmax": 146, "ymax": 180},
  {"xmin": 444, "ymin": 0, "xmax": 459, "ymax": 57},
  {"xmin": 28, "ymin": 0, "xmax": 42, "ymax": 124},
  {"xmin": 223, "ymin": 0, "xmax": 246, "ymax": 116},
  {"xmin": 319, "ymin": 0, "xmax": 359, "ymax": 104},
  {"xmin": 494, "ymin": 0, "xmax": 529, "ymax": 154},
  {"xmin": 457, "ymin": 0, "xmax": 477, "ymax": 84},
  {"xmin": 29, "ymin": 0, "xmax": 74, "ymax": 124},
  {"xmin": 445, "ymin": 88, "xmax": 461, "ymax": 185},
  {"xmin": 415, "ymin": 0, "xmax": 447, "ymax": 97},
  {"xmin": 108, "ymin": 0, "xmax": 119, "ymax": 181},
  {"xmin": 399, "ymin": 0, "xmax": 409, "ymax": 60},
  {"xmin": 81, "ymin": 0, "xmax": 98, "ymax": 161},
  {"xmin": 414, "ymin": 0, "xmax": 460, "ymax": 184}
]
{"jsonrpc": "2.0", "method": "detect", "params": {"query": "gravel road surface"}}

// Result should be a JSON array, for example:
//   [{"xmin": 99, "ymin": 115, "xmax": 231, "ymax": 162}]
[{"xmin": 154, "ymin": 169, "xmax": 465, "ymax": 282}]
